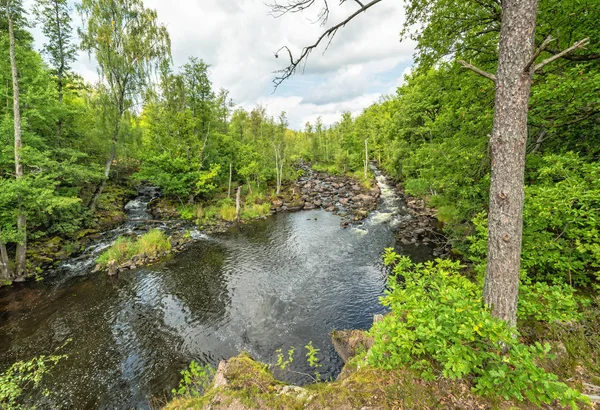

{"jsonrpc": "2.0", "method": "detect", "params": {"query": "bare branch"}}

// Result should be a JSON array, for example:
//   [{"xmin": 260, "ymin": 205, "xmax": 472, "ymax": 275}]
[
  {"xmin": 524, "ymin": 35, "xmax": 555, "ymax": 72},
  {"xmin": 268, "ymin": 0, "xmax": 330, "ymax": 25},
  {"xmin": 546, "ymin": 49, "xmax": 600, "ymax": 62},
  {"xmin": 534, "ymin": 38, "xmax": 590, "ymax": 72},
  {"xmin": 458, "ymin": 60, "xmax": 496, "ymax": 83},
  {"xmin": 271, "ymin": 0, "xmax": 384, "ymax": 90}
]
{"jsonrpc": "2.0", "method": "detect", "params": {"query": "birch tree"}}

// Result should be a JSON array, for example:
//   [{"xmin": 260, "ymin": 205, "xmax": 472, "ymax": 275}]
[
  {"xmin": 78, "ymin": 0, "xmax": 171, "ymax": 212},
  {"xmin": 2, "ymin": 0, "xmax": 27, "ymax": 279}
]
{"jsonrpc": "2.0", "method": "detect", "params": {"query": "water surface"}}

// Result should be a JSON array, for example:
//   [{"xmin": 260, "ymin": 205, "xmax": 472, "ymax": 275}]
[{"xmin": 0, "ymin": 175, "xmax": 432, "ymax": 409}]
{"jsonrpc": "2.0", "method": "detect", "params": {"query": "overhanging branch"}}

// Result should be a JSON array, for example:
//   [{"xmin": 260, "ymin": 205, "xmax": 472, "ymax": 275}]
[
  {"xmin": 272, "ymin": 0, "xmax": 384, "ymax": 90},
  {"xmin": 458, "ymin": 60, "xmax": 496, "ymax": 83}
]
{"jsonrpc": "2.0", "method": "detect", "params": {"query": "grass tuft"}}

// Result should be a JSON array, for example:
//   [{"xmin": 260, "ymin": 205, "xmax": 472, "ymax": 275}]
[{"xmin": 96, "ymin": 229, "xmax": 171, "ymax": 267}]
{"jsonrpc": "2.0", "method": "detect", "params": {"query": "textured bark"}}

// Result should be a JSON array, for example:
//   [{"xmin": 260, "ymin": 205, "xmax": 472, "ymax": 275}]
[
  {"xmin": 89, "ymin": 115, "xmax": 120, "ymax": 213},
  {"xmin": 8, "ymin": 10, "xmax": 27, "ymax": 279},
  {"xmin": 235, "ymin": 186, "xmax": 242, "ymax": 222},
  {"xmin": 228, "ymin": 162, "xmax": 233, "ymax": 199},
  {"xmin": 0, "ymin": 237, "xmax": 11, "ymax": 282},
  {"xmin": 483, "ymin": 0, "xmax": 538, "ymax": 326}
]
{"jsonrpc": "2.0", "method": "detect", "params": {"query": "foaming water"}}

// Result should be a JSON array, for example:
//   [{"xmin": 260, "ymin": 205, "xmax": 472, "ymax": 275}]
[{"xmin": 0, "ymin": 174, "xmax": 433, "ymax": 409}]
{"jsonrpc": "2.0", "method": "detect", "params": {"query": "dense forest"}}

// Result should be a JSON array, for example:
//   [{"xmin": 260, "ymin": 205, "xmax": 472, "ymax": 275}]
[{"xmin": 1, "ymin": 0, "xmax": 600, "ymax": 408}]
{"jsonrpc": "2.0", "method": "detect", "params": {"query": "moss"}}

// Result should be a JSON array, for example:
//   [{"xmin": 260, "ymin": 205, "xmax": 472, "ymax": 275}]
[{"xmin": 162, "ymin": 351, "xmax": 551, "ymax": 410}]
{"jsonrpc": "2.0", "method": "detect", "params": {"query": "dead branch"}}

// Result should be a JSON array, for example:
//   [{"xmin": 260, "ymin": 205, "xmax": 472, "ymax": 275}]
[
  {"xmin": 524, "ymin": 35, "xmax": 555, "ymax": 72},
  {"xmin": 272, "ymin": 0, "xmax": 384, "ymax": 89},
  {"xmin": 458, "ymin": 60, "xmax": 497, "ymax": 83},
  {"xmin": 534, "ymin": 38, "xmax": 590, "ymax": 72}
]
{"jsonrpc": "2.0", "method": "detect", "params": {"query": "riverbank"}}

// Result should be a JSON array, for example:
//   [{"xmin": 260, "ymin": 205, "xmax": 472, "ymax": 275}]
[{"xmin": 162, "ymin": 326, "xmax": 552, "ymax": 410}]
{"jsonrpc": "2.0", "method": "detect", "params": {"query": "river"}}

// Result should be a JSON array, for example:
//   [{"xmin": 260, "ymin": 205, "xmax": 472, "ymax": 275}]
[{"xmin": 0, "ymin": 172, "xmax": 433, "ymax": 409}]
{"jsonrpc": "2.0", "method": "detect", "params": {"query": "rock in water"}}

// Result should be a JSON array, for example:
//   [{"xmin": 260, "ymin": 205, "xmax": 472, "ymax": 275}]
[{"xmin": 107, "ymin": 260, "xmax": 118, "ymax": 276}]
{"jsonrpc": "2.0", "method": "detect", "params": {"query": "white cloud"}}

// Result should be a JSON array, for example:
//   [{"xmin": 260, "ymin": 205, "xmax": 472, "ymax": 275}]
[{"xmin": 26, "ymin": 0, "xmax": 415, "ymax": 129}]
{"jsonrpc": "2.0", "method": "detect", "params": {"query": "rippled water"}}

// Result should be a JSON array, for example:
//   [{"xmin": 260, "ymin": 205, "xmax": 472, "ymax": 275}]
[{"xmin": 0, "ymin": 175, "xmax": 432, "ymax": 409}]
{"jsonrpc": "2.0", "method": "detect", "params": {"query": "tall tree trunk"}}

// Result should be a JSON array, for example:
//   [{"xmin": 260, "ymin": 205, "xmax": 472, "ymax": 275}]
[
  {"xmin": 89, "ymin": 122, "xmax": 119, "ymax": 213},
  {"xmin": 235, "ymin": 186, "xmax": 242, "ymax": 222},
  {"xmin": 8, "ymin": 10, "xmax": 27, "ymax": 280},
  {"xmin": 56, "ymin": 72, "xmax": 63, "ymax": 148},
  {"xmin": 364, "ymin": 138, "xmax": 369, "ymax": 179},
  {"xmin": 55, "ymin": 0, "xmax": 64, "ymax": 148},
  {"xmin": 228, "ymin": 162, "xmax": 232, "ymax": 199},
  {"xmin": 483, "ymin": 0, "xmax": 538, "ymax": 326}
]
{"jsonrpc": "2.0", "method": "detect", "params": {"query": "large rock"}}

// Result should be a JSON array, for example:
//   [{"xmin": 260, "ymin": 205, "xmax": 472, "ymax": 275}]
[{"xmin": 330, "ymin": 329, "xmax": 374, "ymax": 363}]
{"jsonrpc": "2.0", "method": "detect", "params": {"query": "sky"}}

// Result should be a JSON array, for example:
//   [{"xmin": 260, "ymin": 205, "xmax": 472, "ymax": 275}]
[{"xmin": 26, "ymin": 0, "xmax": 416, "ymax": 129}]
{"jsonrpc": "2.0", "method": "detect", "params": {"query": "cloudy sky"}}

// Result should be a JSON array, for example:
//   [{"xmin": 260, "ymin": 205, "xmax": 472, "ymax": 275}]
[{"xmin": 27, "ymin": 0, "xmax": 416, "ymax": 129}]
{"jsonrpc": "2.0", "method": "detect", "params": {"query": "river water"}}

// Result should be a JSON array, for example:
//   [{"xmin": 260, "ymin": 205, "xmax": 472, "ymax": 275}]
[{"xmin": 0, "ymin": 173, "xmax": 432, "ymax": 409}]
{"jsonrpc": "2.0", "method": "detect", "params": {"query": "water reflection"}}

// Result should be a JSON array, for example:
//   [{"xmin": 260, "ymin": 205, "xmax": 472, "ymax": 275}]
[{"xmin": 0, "ymin": 176, "xmax": 434, "ymax": 409}]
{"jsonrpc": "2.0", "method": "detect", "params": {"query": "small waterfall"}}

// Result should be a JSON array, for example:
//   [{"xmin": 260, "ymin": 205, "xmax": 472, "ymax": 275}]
[{"xmin": 52, "ymin": 186, "xmax": 161, "ymax": 280}]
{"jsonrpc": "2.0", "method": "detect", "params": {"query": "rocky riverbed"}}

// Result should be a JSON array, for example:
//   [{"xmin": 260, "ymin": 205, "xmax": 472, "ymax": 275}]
[{"xmin": 271, "ymin": 166, "xmax": 381, "ymax": 226}]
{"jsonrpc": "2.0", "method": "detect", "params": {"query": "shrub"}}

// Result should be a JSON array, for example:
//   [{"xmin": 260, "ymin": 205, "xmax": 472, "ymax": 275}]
[
  {"xmin": 178, "ymin": 204, "xmax": 204, "ymax": 221},
  {"xmin": 0, "ymin": 353, "xmax": 67, "ymax": 409},
  {"xmin": 171, "ymin": 361, "xmax": 215, "ymax": 398},
  {"xmin": 218, "ymin": 204, "xmax": 237, "ymax": 222},
  {"xmin": 468, "ymin": 154, "xmax": 600, "ymax": 287},
  {"xmin": 368, "ymin": 250, "xmax": 587, "ymax": 408}
]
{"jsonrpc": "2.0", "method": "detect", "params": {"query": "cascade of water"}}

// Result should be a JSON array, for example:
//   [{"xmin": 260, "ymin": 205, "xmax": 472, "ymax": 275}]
[
  {"xmin": 361, "ymin": 166, "xmax": 412, "ymax": 230},
  {"xmin": 52, "ymin": 186, "xmax": 161, "ymax": 280}
]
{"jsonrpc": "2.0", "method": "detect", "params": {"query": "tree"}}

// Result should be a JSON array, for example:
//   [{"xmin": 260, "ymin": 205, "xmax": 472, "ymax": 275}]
[
  {"xmin": 270, "ymin": 0, "xmax": 590, "ymax": 326},
  {"xmin": 2, "ymin": 0, "xmax": 27, "ymax": 280},
  {"xmin": 462, "ymin": 1, "xmax": 588, "ymax": 325},
  {"xmin": 78, "ymin": 0, "xmax": 171, "ymax": 212},
  {"xmin": 33, "ymin": 0, "xmax": 76, "ymax": 146}
]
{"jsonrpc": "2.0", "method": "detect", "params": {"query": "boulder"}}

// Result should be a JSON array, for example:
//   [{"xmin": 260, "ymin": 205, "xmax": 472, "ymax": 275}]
[
  {"xmin": 330, "ymin": 329, "xmax": 374, "ymax": 363},
  {"xmin": 107, "ymin": 260, "xmax": 118, "ymax": 276}
]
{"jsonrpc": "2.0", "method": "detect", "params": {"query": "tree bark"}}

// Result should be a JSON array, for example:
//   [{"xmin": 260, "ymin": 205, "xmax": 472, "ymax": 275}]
[
  {"xmin": 483, "ymin": 0, "xmax": 538, "ymax": 327},
  {"xmin": 235, "ymin": 186, "xmax": 242, "ymax": 222},
  {"xmin": 0, "ymin": 236, "xmax": 12, "ymax": 282},
  {"xmin": 364, "ymin": 138, "xmax": 369, "ymax": 179},
  {"xmin": 89, "ymin": 113, "xmax": 121, "ymax": 213},
  {"xmin": 228, "ymin": 162, "xmax": 233, "ymax": 199},
  {"xmin": 8, "ymin": 9, "xmax": 27, "ymax": 279}
]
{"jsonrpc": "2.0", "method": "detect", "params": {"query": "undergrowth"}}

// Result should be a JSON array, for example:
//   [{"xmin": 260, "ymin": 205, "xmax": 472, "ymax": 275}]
[{"xmin": 368, "ymin": 249, "xmax": 588, "ymax": 408}]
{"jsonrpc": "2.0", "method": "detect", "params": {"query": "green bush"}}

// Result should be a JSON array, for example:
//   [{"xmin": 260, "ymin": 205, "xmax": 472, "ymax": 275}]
[
  {"xmin": 0, "ymin": 353, "xmax": 67, "ymax": 409},
  {"xmin": 468, "ymin": 153, "xmax": 600, "ymax": 287},
  {"xmin": 171, "ymin": 361, "xmax": 215, "ymax": 398},
  {"xmin": 368, "ymin": 250, "xmax": 587, "ymax": 408}
]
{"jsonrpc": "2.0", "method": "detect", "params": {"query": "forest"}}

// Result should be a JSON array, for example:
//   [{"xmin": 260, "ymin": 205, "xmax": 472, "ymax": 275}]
[{"xmin": 1, "ymin": 0, "xmax": 600, "ymax": 408}]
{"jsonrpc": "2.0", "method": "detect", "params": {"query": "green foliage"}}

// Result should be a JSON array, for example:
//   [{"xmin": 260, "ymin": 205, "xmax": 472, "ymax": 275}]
[
  {"xmin": 241, "ymin": 203, "xmax": 271, "ymax": 220},
  {"xmin": 0, "ymin": 353, "xmax": 67, "ymax": 409},
  {"xmin": 275, "ymin": 346, "xmax": 296, "ymax": 370},
  {"xmin": 96, "ymin": 229, "xmax": 170, "ymax": 267},
  {"xmin": 369, "ymin": 250, "xmax": 587, "ymax": 407},
  {"xmin": 171, "ymin": 361, "xmax": 215, "ymax": 398},
  {"xmin": 305, "ymin": 341, "xmax": 322, "ymax": 381},
  {"xmin": 518, "ymin": 281, "xmax": 582, "ymax": 323}
]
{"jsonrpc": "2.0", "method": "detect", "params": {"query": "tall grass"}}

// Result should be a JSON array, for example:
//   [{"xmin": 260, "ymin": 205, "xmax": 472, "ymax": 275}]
[
  {"xmin": 97, "ymin": 229, "xmax": 171, "ymax": 267},
  {"xmin": 241, "ymin": 203, "xmax": 271, "ymax": 220}
]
